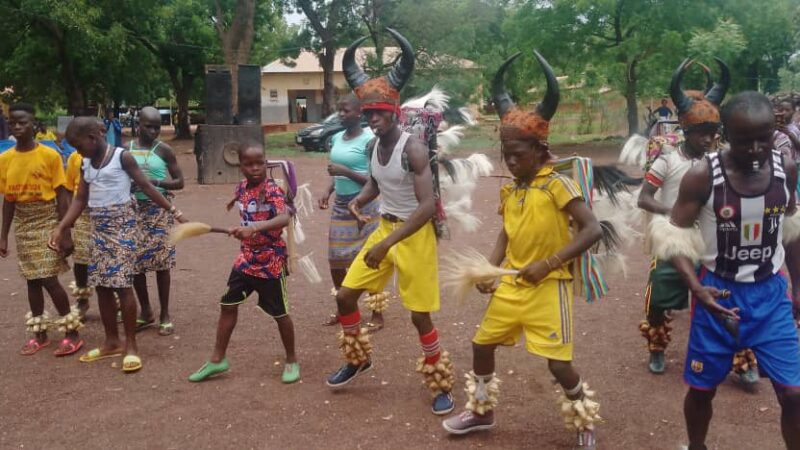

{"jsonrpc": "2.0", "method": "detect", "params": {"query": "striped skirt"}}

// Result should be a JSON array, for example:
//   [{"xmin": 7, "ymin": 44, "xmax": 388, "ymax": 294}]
[
  {"xmin": 135, "ymin": 199, "xmax": 176, "ymax": 273},
  {"xmin": 72, "ymin": 212, "xmax": 92, "ymax": 265},
  {"xmin": 13, "ymin": 201, "xmax": 69, "ymax": 280},
  {"xmin": 88, "ymin": 202, "xmax": 137, "ymax": 288},
  {"xmin": 328, "ymin": 193, "xmax": 379, "ymax": 269}
]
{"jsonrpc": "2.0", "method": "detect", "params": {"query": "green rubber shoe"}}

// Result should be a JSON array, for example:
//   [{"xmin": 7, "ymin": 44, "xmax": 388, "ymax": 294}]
[
  {"xmin": 188, "ymin": 358, "xmax": 229, "ymax": 382},
  {"xmin": 282, "ymin": 362, "xmax": 301, "ymax": 384},
  {"xmin": 648, "ymin": 351, "xmax": 665, "ymax": 374}
]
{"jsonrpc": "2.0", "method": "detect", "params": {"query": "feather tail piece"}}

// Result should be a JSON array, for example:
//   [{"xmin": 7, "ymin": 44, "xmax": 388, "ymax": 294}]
[
  {"xmin": 294, "ymin": 218, "xmax": 306, "ymax": 244},
  {"xmin": 466, "ymin": 153, "xmax": 494, "ymax": 177},
  {"xmin": 592, "ymin": 165, "xmax": 642, "ymax": 205},
  {"xmin": 401, "ymin": 85, "xmax": 450, "ymax": 111},
  {"xmin": 458, "ymin": 107, "xmax": 478, "ymax": 126},
  {"xmin": 295, "ymin": 183, "xmax": 314, "ymax": 218},
  {"xmin": 441, "ymin": 248, "xmax": 518, "ymax": 303},
  {"xmin": 619, "ymin": 134, "xmax": 649, "ymax": 168},
  {"xmin": 437, "ymin": 125, "xmax": 465, "ymax": 154},
  {"xmin": 297, "ymin": 253, "xmax": 322, "ymax": 284}
]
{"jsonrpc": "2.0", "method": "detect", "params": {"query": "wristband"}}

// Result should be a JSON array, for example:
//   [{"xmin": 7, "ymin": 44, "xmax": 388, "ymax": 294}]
[
  {"xmin": 173, "ymin": 210, "xmax": 184, "ymax": 219},
  {"xmin": 544, "ymin": 258, "xmax": 555, "ymax": 271},
  {"xmin": 168, "ymin": 205, "xmax": 177, "ymax": 214},
  {"xmin": 551, "ymin": 254, "xmax": 565, "ymax": 266}
]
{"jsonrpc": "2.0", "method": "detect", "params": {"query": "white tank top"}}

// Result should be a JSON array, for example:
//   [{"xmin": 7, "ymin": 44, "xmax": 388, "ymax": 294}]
[
  {"xmin": 83, "ymin": 146, "xmax": 133, "ymax": 208},
  {"xmin": 370, "ymin": 132, "xmax": 418, "ymax": 220}
]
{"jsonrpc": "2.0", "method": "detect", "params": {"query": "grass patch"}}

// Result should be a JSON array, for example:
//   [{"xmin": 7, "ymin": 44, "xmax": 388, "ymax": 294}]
[
  {"xmin": 263, "ymin": 124, "xmax": 619, "ymax": 158},
  {"xmin": 264, "ymin": 131, "xmax": 327, "ymax": 158}
]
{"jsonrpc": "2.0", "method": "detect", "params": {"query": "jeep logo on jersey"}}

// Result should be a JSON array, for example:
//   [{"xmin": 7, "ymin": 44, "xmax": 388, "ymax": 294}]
[
  {"xmin": 741, "ymin": 221, "xmax": 762, "ymax": 246},
  {"xmin": 723, "ymin": 245, "xmax": 773, "ymax": 263}
]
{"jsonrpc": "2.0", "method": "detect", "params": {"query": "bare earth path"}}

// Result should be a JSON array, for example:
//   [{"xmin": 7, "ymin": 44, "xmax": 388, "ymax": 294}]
[{"xmin": 0, "ymin": 140, "xmax": 787, "ymax": 449}]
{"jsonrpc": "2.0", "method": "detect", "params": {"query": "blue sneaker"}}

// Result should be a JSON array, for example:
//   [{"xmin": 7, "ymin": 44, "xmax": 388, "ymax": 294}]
[
  {"xmin": 432, "ymin": 391, "xmax": 455, "ymax": 415},
  {"xmin": 648, "ymin": 351, "xmax": 665, "ymax": 374},
  {"xmin": 326, "ymin": 361, "xmax": 373, "ymax": 388}
]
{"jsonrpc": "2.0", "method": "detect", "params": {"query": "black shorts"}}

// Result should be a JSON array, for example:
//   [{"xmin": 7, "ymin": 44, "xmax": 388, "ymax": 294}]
[{"xmin": 220, "ymin": 270, "xmax": 288, "ymax": 317}]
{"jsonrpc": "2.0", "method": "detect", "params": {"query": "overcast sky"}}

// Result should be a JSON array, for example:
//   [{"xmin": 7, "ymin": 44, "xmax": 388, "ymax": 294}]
[{"xmin": 285, "ymin": 11, "xmax": 304, "ymax": 26}]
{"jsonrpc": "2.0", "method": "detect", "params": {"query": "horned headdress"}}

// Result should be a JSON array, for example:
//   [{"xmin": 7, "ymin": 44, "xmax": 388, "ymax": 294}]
[
  {"xmin": 492, "ymin": 50, "xmax": 560, "ymax": 142},
  {"xmin": 342, "ymin": 27, "xmax": 415, "ymax": 112},
  {"xmin": 670, "ymin": 58, "xmax": 730, "ymax": 129}
]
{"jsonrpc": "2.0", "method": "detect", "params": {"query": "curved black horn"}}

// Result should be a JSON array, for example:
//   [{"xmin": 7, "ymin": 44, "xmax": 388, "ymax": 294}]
[
  {"xmin": 697, "ymin": 63, "xmax": 714, "ymax": 94},
  {"xmin": 705, "ymin": 57, "xmax": 730, "ymax": 106},
  {"xmin": 491, "ymin": 52, "xmax": 522, "ymax": 119},
  {"xmin": 533, "ymin": 50, "xmax": 560, "ymax": 121},
  {"xmin": 342, "ymin": 36, "xmax": 370, "ymax": 90},
  {"xmin": 670, "ymin": 58, "xmax": 694, "ymax": 115},
  {"xmin": 385, "ymin": 27, "xmax": 415, "ymax": 91}
]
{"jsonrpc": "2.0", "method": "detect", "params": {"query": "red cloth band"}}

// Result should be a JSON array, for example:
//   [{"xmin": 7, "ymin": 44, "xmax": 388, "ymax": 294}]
[
  {"xmin": 361, "ymin": 102, "xmax": 399, "ymax": 115},
  {"xmin": 420, "ymin": 328, "xmax": 441, "ymax": 364},
  {"xmin": 645, "ymin": 172, "xmax": 663, "ymax": 187},
  {"xmin": 340, "ymin": 310, "xmax": 361, "ymax": 334}
]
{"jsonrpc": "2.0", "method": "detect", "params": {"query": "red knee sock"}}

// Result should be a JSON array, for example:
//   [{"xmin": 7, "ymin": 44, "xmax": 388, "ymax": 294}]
[
  {"xmin": 340, "ymin": 310, "xmax": 361, "ymax": 335},
  {"xmin": 420, "ymin": 328, "xmax": 441, "ymax": 364}
]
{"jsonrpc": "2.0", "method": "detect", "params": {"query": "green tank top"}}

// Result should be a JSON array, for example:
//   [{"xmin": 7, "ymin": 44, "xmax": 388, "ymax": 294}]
[{"xmin": 129, "ymin": 140, "xmax": 168, "ymax": 200}]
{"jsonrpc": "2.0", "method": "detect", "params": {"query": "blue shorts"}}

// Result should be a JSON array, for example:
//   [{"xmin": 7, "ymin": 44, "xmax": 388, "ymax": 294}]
[{"xmin": 684, "ymin": 270, "xmax": 800, "ymax": 389}]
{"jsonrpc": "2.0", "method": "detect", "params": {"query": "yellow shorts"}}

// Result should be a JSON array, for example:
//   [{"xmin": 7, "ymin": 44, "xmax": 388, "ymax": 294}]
[
  {"xmin": 342, "ymin": 218, "xmax": 439, "ymax": 313},
  {"xmin": 473, "ymin": 278, "xmax": 573, "ymax": 361}
]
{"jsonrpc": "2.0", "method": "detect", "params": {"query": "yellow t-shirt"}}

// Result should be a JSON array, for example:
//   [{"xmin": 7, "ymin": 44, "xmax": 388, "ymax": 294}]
[
  {"xmin": 499, "ymin": 165, "xmax": 583, "ymax": 284},
  {"xmin": 36, "ymin": 131, "xmax": 58, "ymax": 141},
  {"xmin": 0, "ymin": 144, "xmax": 67, "ymax": 203},
  {"xmin": 65, "ymin": 151, "xmax": 83, "ymax": 194}
]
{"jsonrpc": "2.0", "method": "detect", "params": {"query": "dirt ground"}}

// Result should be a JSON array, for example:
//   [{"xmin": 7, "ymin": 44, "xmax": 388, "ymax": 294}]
[{"xmin": 0, "ymin": 138, "xmax": 789, "ymax": 449}]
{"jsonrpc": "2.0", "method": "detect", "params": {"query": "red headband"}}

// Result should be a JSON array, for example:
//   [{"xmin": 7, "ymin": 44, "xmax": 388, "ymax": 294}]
[{"xmin": 361, "ymin": 102, "xmax": 400, "ymax": 115}]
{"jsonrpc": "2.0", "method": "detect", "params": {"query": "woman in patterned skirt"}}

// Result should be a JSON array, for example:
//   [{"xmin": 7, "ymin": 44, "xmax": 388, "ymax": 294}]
[{"xmin": 317, "ymin": 94, "xmax": 384, "ymax": 331}]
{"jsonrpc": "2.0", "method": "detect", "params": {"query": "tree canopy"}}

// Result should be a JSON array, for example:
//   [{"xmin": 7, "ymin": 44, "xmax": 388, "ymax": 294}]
[{"xmin": 0, "ymin": 0, "xmax": 797, "ymax": 137}]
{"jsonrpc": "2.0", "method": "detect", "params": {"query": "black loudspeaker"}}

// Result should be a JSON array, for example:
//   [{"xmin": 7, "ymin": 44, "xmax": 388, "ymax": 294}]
[
  {"xmin": 237, "ymin": 65, "xmax": 262, "ymax": 125},
  {"xmin": 206, "ymin": 67, "xmax": 232, "ymax": 125}
]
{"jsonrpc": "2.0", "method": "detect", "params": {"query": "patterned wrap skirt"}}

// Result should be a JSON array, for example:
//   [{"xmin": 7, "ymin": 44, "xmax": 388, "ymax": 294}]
[
  {"xmin": 88, "ymin": 202, "xmax": 137, "ymax": 288},
  {"xmin": 13, "ymin": 201, "xmax": 69, "ymax": 280},
  {"xmin": 328, "ymin": 193, "xmax": 379, "ymax": 269},
  {"xmin": 72, "ymin": 212, "xmax": 92, "ymax": 265},
  {"xmin": 134, "ymin": 199, "xmax": 176, "ymax": 273}
]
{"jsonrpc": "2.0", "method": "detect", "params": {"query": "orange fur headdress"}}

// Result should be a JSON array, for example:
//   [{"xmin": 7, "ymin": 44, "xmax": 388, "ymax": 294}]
[
  {"xmin": 670, "ymin": 58, "xmax": 730, "ymax": 129},
  {"xmin": 342, "ymin": 28, "xmax": 415, "ymax": 112},
  {"xmin": 492, "ymin": 50, "xmax": 560, "ymax": 142}
]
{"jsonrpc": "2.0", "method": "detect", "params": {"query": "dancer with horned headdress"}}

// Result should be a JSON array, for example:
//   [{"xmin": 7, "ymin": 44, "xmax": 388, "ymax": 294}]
[
  {"xmin": 636, "ymin": 59, "xmax": 740, "ymax": 376},
  {"xmin": 325, "ymin": 28, "xmax": 456, "ymax": 416},
  {"xmin": 441, "ymin": 51, "xmax": 603, "ymax": 449}
]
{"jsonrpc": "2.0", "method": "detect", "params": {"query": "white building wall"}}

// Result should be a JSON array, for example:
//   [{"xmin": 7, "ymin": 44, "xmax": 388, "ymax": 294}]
[{"xmin": 261, "ymin": 72, "xmax": 349, "ymax": 125}]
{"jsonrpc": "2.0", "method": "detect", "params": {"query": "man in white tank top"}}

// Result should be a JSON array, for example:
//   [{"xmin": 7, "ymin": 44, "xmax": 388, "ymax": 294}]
[
  {"xmin": 325, "ymin": 28, "xmax": 456, "ymax": 416},
  {"xmin": 651, "ymin": 92, "xmax": 800, "ymax": 449},
  {"xmin": 636, "ymin": 58, "xmax": 728, "ymax": 376}
]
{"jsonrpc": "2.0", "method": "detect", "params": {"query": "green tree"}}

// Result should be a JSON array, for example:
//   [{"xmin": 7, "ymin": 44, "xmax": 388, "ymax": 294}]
[
  {"xmin": 0, "ymin": 0, "xmax": 119, "ymax": 114},
  {"xmin": 289, "ymin": 0, "xmax": 363, "ymax": 115},
  {"xmin": 117, "ymin": 0, "xmax": 217, "ymax": 139}
]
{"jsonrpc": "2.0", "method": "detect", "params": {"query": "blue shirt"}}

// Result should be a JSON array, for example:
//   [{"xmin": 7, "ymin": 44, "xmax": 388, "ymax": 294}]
[{"xmin": 330, "ymin": 128, "xmax": 374, "ymax": 196}]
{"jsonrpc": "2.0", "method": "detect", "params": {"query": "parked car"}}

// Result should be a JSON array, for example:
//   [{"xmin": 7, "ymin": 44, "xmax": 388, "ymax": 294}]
[{"xmin": 295, "ymin": 113, "xmax": 369, "ymax": 152}]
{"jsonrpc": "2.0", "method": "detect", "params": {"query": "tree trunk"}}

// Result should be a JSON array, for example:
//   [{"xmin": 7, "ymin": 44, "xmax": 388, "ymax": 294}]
[
  {"xmin": 625, "ymin": 58, "xmax": 639, "ymax": 136},
  {"xmin": 174, "ymin": 78, "xmax": 193, "ymax": 139},
  {"xmin": 320, "ymin": 46, "xmax": 337, "ymax": 116},
  {"xmin": 214, "ymin": 0, "xmax": 257, "ymax": 117},
  {"xmin": 45, "ymin": 25, "xmax": 86, "ymax": 115},
  {"xmin": 168, "ymin": 68, "xmax": 194, "ymax": 139}
]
